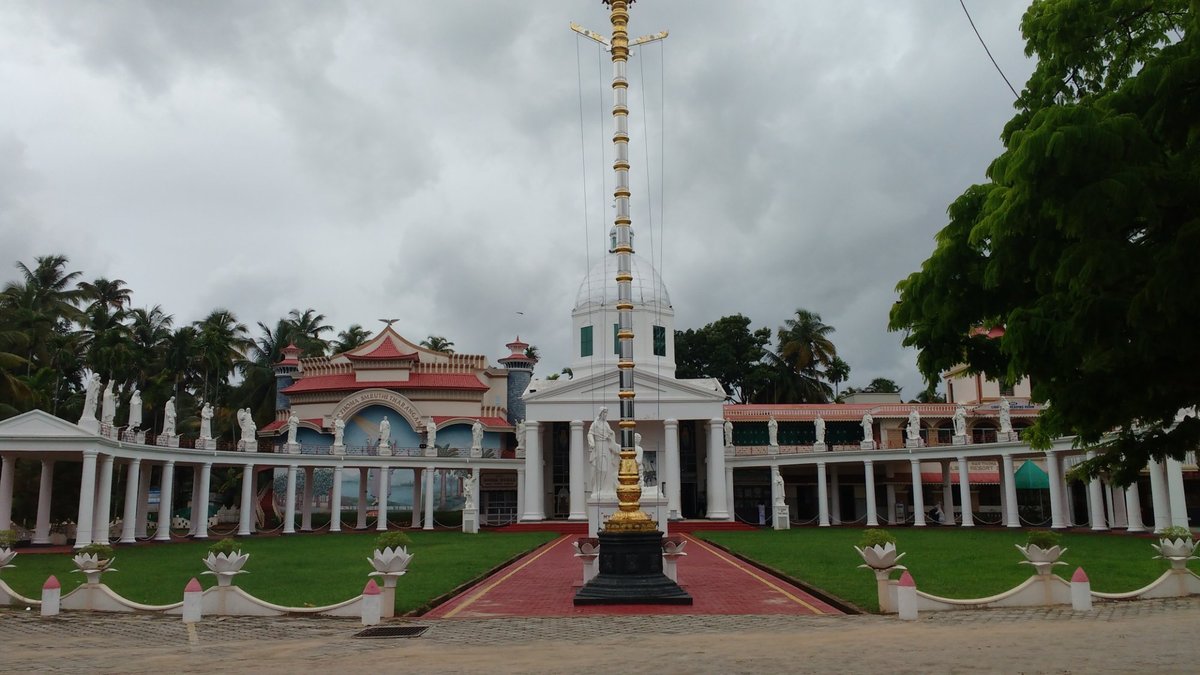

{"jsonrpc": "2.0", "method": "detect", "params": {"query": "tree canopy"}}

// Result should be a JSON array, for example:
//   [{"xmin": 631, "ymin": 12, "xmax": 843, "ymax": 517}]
[{"xmin": 890, "ymin": 0, "xmax": 1197, "ymax": 483}]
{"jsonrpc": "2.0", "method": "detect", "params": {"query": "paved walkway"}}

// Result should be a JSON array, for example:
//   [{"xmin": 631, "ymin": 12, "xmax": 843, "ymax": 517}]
[{"xmin": 424, "ymin": 534, "xmax": 842, "ymax": 618}]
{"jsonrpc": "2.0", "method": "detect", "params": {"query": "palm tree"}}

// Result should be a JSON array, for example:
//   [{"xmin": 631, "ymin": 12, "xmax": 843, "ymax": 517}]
[
  {"xmin": 760, "ymin": 308, "xmax": 839, "ymax": 403},
  {"xmin": 524, "ymin": 345, "xmax": 540, "ymax": 361},
  {"xmin": 192, "ymin": 309, "xmax": 251, "ymax": 403},
  {"xmin": 286, "ymin": 308, "xmax": 332, "ymax": 356},
  {"xmin": 0, "ymin": 329, "xmax": 32, "ymax": 418},
  {"xmin": 421, "ymin": 335, "xmax": 455, "ymax": 353},
  {"xmin": 77, "ymin": 277, "xmax": 132, "ymax": 312},
  {"xmin": 827, "ymin": 356, "xmax": 851, "ymax": 398},
  {"xmin": 2, "ymin": 255, "xmax": 84, "ymax": 370},
  {"xmin": 332, "ymin": 324, "xmax": 372, "ymax": 353}
]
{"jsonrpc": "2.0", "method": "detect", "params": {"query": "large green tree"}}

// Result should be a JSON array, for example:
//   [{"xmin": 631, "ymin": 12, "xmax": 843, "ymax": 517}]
[
  {"xmin": 674, "ymin": 314, "xmax": 772, "ymax": 403},
  {"xmin": 890, "ymin": 0, "xmax": 1197, "ymax": 483}
]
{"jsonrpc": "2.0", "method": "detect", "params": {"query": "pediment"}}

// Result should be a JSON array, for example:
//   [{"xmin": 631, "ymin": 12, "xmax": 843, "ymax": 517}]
[
  {"xmin": 0, "ymin": 410, "xmax": 99, "ymax": 439},
  {"xmin": 524, "ymin": 370, "xmax": 726, "ymax": 404}
]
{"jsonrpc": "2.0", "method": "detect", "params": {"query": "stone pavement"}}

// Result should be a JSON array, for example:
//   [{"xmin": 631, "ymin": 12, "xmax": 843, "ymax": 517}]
[{"xmin": 425, "ymin": 533, "xmax": 842, "ymax": 618}]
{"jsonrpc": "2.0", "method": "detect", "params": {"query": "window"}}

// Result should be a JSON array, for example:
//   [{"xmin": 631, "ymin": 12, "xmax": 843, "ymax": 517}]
[
  {"xmin": 580, "ymin": 325, "xmax": 593, "ymax": 357},
  {"xmin": 653, "ymin": 325, "xmax": 666, "ymax": 356}
]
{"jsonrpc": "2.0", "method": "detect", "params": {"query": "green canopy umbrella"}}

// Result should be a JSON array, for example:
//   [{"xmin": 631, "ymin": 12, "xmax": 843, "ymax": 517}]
[{"xmin": 1013, "ymin": 460, "xmax": 1050, "ymax": 489}]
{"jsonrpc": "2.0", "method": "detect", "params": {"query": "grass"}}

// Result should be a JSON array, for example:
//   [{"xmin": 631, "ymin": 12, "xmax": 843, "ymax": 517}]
[
  {"xmin": 699, "ymin": 528, "xmax": 1199, "ymax": 613},
  {"xmin": 1, "ymin": 530, "xmax": 555, "ymax": 615}
]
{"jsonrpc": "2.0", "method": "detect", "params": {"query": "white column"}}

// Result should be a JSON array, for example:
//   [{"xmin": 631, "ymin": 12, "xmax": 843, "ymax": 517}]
[
  {"xmin": 93, "ymin": 454, "xmax": 115, "ymax": 543},
  {"xmin": 521, "ymin": 421, "xmax": 544, "ymax": 521},
  {"xmin": 816, "ymin": 461, "xmax": 830, "ymax": 527},
  {"xmin": 33, "ymin": 460, "xmax": 55, "ymax": 544},
  {"xmin": 997, "ymin": 465, "xmax": 1009, "ymax": 526},
  {"xmin": 1124, "ymin": 480, "xmax": 1146, "ymax": 532},
  {"xmin": 135, "ymin": 463, "xmax": 151, "ymax": 539},
  {"xmin": 194, "ymin": 462, "xmax": 212, "ymax": 539},
  {"xmin": 75, "ymin": 450, "xmax": 99, "ymax": 548},
  {"xmin": 330, "ymin": 465, "xmax": 344, "ymax": 532},
  {"xmin": 515, "ymin": 468, "xmax": 526, "ymax": 525},
  {"xmin": 910, "ymin": 459, "xmax": 926, "ymax": 527},
  {"xmin": 1165, "ymin": 457, "xmax": 1190, "ymax": 528},
  {"xmin": 1107, "ymin": 483, "xmax": 1122, "ymax": 529},
  {"xmin": 1085, "ymin": 451, "xmax": 1108, "ymax": 530},
  {"xmin": 120, "ymin": 459, "xmax": 141, "ymax": 543},
  {"xmin": 0, "ymin": 455, "xmax": 15, "ymax": 531},
  {"xmin": 375, "ymin": 466, "xmax": 389, "ymax": 531},
  {"xmin": 1002, "ymin": 454, "xmax": 1019, "ymax": 528},
  {"xmin": 1046, "ymin": 452, "xmax": 1066, "ymax": 529},
  {"xmin": 864, "ymin": 459, "xmax": 878, "ymax": 527},
  {"xmin": 283, "ymin": 465, "xmax": 298, "ymax": 534},
  {"xmin": 187, "ymin": 465, "xmax": 200, "ymax": 536},
  {"xmin": 725, "ymin": 465, "xmax": 734, "ymax": 519},
  {"xmin": 1148, "ymin": 458, "xmax": 1171, "ymax": 532},
  {"xmin": 830, "ymin": 465, "xmax": 842, "ymax": 524},
  {"xmin": 885, "ymin": 483, "xmax": 897, "ymax": 526},
  {"xmin": 568, "ymin": 420, "xmax": 586, "ymax": 520},
  {"xmin": 301, "ymin": 466, "xmax": 314, "ymax": 531},
  {"xmin": 663, "ymin": 418, "xmax": 682, "ymax": 520},
  {"xmin": 357, "ymin": 468, "xmax": 369, "ymax": 529},
  {"xmin": 941, "ymin": 461, "xmax": 955, "ymax": 525},
  {"xmin": 423, "ymin": 467, "xmax": 435, "ymax": 530},
  {"xmin": 957, "ymin": 455, "xmax": 974, "ymax": 527},
  {"xmin": 154, "ymin": 460, "xmax": 175, "ymax": 542},
  {"xmin": 238, "ymin": 464, "xmax": 255, "ymax": 536},
  {"xmin": 411, "ymin": 468, "xmax": 423, "ymax": 528},
  {"xmin": 1061, "ymin": 455, "xmax": 1076, "ymax": 526},
  {"xmin": 706, "ymin": 419, "xmax": 730, "ymax": 519}
]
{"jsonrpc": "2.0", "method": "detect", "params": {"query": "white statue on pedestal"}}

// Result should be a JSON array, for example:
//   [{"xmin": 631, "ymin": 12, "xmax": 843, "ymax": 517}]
[
  {"xmin": 333, "ymin": 416, "xmax": 345, "ymax": 446},
  {"xmin": 999, "ymin": 397, "xmax": 1013, "ymax": 434},
  {"xmin": 463, "ymin": 473, "xmax": 476, "ymax": 509},
  {"xmin": 286, "ymin": 412, "xmax": 299, "ymax": 445},
  {"xmin": 768, "ymin": 414, "xmax": 779, "ymax": 446},
  {"xmin": 860, "ymin": 412, "xmax": 873, "ymax": 444},
  {"xmin": 237, "ymin": 408, "xmax": 256, "ymax": 446},
  {"xmin": 127, "ymin": 387, "xmax": 142, "ymax": 430},
  {"xmin": 471, "ymin": 420, "xmax": 484, "ymax": 450},
  {"xmin": 80, "ymin": 373, "xmax": 101, "ymax": 424},
  {"xmin": 634, "ymin": 432, "xmax": 645, "ymax": 485},
  {"xmin": 200, "ymin": 403, "xmax": 214, "ymax": 440},
  {"xmin": 162, "ymin": 396, "xmax": 177, "ymax": 437},
  {"xmin": 723, "ymin": 419, "xmax": 733, "ymax": 448},
  {"xmin": 515, "ymin": 420, "xmax": 526, "ymax": 454},
  {"xmin": 587, "ymin": 407, "xmax": 620, "ymax": 498},
  {"xmin": 379, "ymin": 415, "xmax": 391, "ymax": 448},
  {"xmin": 773, "ymin": 471, "xmax": 786, "ymax": 506},
  {"xmin": 814, "ymin": 415, "xmax": 825, "ymax": 444},
  {"xmin": 906, "ymin": 409, "xmax": 920, "ymax": 443},
  {"xmin": 101, "ymin": 380, "xmax": 117, "ymax": 426},
  {"xmin": 953, "ymin": 406, "xmax": 968, "ymax": 437}
]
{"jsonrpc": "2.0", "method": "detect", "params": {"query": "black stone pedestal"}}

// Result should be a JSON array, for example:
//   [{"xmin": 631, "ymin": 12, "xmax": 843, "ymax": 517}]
[{"xmin": 573, "ymin": 530, "xmax": 693, "ymax": 605}]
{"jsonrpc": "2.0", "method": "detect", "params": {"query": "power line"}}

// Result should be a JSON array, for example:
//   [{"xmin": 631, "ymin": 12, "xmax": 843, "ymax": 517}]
[{"xmin": 958, "ymin": 0, "xmax": 1019, "ymax": 100}]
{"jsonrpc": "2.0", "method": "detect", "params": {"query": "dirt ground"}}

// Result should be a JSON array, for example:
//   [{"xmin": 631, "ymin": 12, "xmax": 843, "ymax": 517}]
[{"xmin": 2, "ymin": 598, "xmax": 1198, "ymax": 673}]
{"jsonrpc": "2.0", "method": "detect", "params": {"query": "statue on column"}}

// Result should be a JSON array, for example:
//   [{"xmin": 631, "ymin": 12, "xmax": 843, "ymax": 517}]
[
  {"xmin": 860, "ymin": 412, "xmax": 873, "ymax": 444},
  {"xmin": 814, "ymin": 415, "xmax": 825, "ymax": 444},
  {"xmin": 199, "ymin": 402, "xmax": 214, "ymax": 440},
  {"xmin": 127, "ymin": 387, "xmax": 142, "ymax": 430},
  {"xmin": 463, "ymin": 472, "xmax": 476, "ymax": 509},
  {"xmin": 587, "ymin": 407, "xmax": 620, "ymax": 498},
  {"xmin": 162, "ymin": 396, "xmax": 177, "ymax": 437},
  {"xmin": 906, "ymin": 409, "xmax": 921, "ymax": 443},
  {"xmin": 80, "ymin": 373, "xmax": 101, "ymax": 424},
  {"xmin": 424, "ymin": 418, "xmax": 436, "ymax": 449},
  {"xmin": 999, "ymin": 397, "xmax": 1013, "ymax": 434},
  {"xmin": 101, "ymin": 380, "xmax": 117, "ymax": 426},
  {"xmin": 773, "ymin": 470, "xmax": 786, "ymax": 506},
  {"xmin": 723, "ymin": 419, "xmax": 733, "ymax": 448},
  {"xmin": 285, "ymin": 412, "xmax": 299, "ymax": 445},
  {"xmin": 238, "ymin": 408, "xmax": 257, "ymax": 446},
  {"xmin": 767, "ymin": 414, "xmax": 779, "ymax": 446},
  {"xmin": 471, "ymin": 420, "xmax": 484, "ymax": 450},
  {"xmin": 379, "ymin": 415, "xmax": 392, "ymax": 448},
  {"xmin": 333, "ymin": 416, "xmax": 345, "ymax": 446},
  {"xmin": 634, "ymin": 432, "xmax": 645, "ymax": 485},
  {"xmin": 514, "ymin": 420, "xmax": 526, "ymax": 454},
  {"xmin": 953, "ymin": 405, "xmax": 968, "ymax": 437}
]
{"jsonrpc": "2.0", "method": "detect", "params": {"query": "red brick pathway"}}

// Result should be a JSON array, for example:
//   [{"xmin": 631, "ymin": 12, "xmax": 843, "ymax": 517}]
[{"xmin": 425, "ymin": 533, "xmax": 842, "ymax": 618}]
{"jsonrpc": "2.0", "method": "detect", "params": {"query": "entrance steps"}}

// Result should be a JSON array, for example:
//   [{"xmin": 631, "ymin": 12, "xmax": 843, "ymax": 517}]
[{"xmin": 492, "ymin": 519, "xmax": 757, "ymax": 535}]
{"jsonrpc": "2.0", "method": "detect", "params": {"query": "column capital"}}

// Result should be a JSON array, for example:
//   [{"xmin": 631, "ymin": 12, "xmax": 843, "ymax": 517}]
[
  {"xmin": 569, "ymin": 419, "xmax": 584, "ymax": 429},
  {"xmin": 909, "ymin": 457, "xmax": 921, "ymax": 466},
  {"xmin": 663, "ymin": 418, "xmax": 678, "ymax": 427},
  {"xmin": 201, "ymin": 461, "xmax": 213, "ymax": 470},
  {"xmin": 163, "ymin": 458, "xmax": 175, "ymax": 467},
  {"xmin": 816, "ymin": 460, "xmax": 827, "ymax": 468},
  {"xmin": 526, "ymin": 420, "xmax": 539, "ymax": 431},
  {"xmin": 863, "ymin": 459, "xmax": 874, "ymax": 468},
  {"xmin": 83, "ymin": 448, "xmax": 99, "ymax": 458},
  {"xmin": 128, "ymin": 457, "xmax": 141, "ymax": 467},
  {"xmin": 243, "ymin": 463, "xmax": 255, "ymax": 470}
]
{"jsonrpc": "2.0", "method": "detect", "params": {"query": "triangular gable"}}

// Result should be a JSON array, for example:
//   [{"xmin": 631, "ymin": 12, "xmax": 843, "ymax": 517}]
[
  {"xmin": 345, "ymin": 327, "xmax": 424, "ymax": 361},
  {"xmin": 525, "ymin": 369, "xmax": 725, "ymax": 404},
  {"xmin": 0, "ymin": 409, "xmax": 98, "ymax": 439}
]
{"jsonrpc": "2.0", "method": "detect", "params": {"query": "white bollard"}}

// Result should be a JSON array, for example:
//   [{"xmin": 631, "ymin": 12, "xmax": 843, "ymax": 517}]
[
  {"xmin": 1071, "ymin": 567, "xmax": 1092, "ymax": 611},
  {"xmin": 40, "ymin": 576, "xmax": 60, "ymax": 617},
  {"xmin": 182, "ymin": 577, "xmax": 203, "ymax": 623},
  {"xmin": 897, "ymin": 571, "xmax": 918, "ymax": 620},
  {"xmin": 361, "ymin": 579, "xmax": 382, "ymax": 626}
]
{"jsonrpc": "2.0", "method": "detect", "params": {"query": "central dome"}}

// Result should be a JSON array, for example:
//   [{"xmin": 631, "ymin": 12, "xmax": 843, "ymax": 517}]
[{"xmin": 574, "ymin": 251, "xmax": 672, "ymax": 312}]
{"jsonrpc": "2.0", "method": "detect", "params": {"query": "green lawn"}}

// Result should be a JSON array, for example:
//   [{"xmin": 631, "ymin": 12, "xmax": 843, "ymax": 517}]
[
  {"xmin": 699, "ymin": 528, "xmax": 1199, "ymax": 613},
  {"xmin": 1, "ymin": 530, "xmax": 554, "ymax": 615}
]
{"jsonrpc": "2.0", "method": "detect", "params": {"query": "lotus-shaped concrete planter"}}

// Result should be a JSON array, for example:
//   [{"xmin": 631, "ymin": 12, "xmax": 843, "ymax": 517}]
[
  {"xmin": 855, "ymin": 542, "xmax": 907, "ymax": 578},
  {"xmin": 71, "ymin": 553, "xmax": 116, "ymax": 585},
  {"xmin": 1152, "ymin": 537, "xmax": 1197, "ymax": 570},
  {"xmin": 0, "ymin": 547, "xmax": 16, "ymax": 573},
  {"xmin": 573, "ymin": 538, "xmax": 600, "ymax": 557},
  {"xmin": 202, "ymin": 551, "xmax": 250, "ymax": 587},
  {"xmin": 1016, "ymin": 543, "xmax": 1068, "ymax": 575},
  {"xmin": 662, "ymin": 536, "xmax": 687, "ymax": 556},
  {"xmin": 368, "ymin": 546, "xmax": 413, "ymax": 584}
]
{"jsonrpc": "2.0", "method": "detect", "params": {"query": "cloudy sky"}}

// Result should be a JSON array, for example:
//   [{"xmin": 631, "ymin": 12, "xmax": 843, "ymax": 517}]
[{"xmin": 0, "ymin": 1, "xmax": 1036, "ymax": 397}]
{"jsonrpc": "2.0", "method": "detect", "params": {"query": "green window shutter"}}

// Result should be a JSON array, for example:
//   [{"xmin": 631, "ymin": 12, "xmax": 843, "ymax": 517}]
[
  {"xmin": 653, "ymin": 325, "xmax": 666, "ymax": 356},
  {"xmin": 580, "ymin": 325, "xmax": 593, "ymax": 357}
]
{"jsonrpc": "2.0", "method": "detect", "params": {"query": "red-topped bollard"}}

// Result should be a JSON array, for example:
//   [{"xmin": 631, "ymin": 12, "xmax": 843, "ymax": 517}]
[
  {"xmin": 183, "ymin": 577, "xmax": 203, "ymax": 623},
  {"xmin": 361, "ymin": 579, "xmax": 381, "ymax": 626},
  {"xmin": 41, "ymin": 575, "xmax": 61, "ymax": 617},
  {"xmin": 897, "ymin": 570, "xmax": 918, "ymax": 620},
  {"xmin": 1070, "ymin": 567, "xmax": 1092, "ymax": 611}
]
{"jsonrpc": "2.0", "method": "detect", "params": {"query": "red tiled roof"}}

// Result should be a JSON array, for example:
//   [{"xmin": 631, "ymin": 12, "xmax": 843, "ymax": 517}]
[
  {"xmin": 259, "ymin": 418, "xmax": 325, "ymax": 435},
  {"xmin": 346, "ymin": 337, "xmax": 417, "ymax": 361},
  {"xmin": 261, "ymin": 420, "xmax": 285, "ymax": 433},
  {"xmin": 282, "ymin": 372, "xmax": 488, "ymax": 394}
]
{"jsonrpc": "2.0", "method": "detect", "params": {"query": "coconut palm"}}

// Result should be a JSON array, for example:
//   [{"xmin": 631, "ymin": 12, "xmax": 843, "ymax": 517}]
[
  {"xmin": 758, "ymin": 308, "xmax": 839, "ymax": 403},
  {"xmin": 77, "ymin": 277, "xmax": 132, "ymax": 312},
  {"xmin": 286, "ymin": 308, "xmax": 332, "ymax": 356},
  {"xmin": 332, "ymin": 324, "xmax": 372, "ymax": 353},
  {"xmin": 827, "ymin": 356, "xmax": 851, "ymax": 398},
  {"xmin": 192, "ymin": 309, "xmax": 251, "ymax": 403},
  {"xmin": 421, "ymin": 335, "xmax": 455, "ymax": 353}
]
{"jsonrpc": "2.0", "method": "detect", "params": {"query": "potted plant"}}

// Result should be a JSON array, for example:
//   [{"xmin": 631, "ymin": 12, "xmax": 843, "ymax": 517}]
[
  {"xmin": 202, "ymin": 538, "xmax": 250, "ymax": 587},
  {"xmin": 854, "ymin": 529, "xmax": 905, "ymax": 574},
  {"xmin": 1152, "ymin": 525, "xmax": 1197, "ymax": 569},
  {"xmin": 0, "ymin": 530, "xmax": 16, "ymax": 572},
  {"xmin": 1016, "ymin": 530, "xmax": 1066, "ymax": 575},
  {"xmin": 72, "ymin": 542, "xmax": 116, "ymax": 584},
  {"xmin": 369, "ymin": 531, "xmax": 413, "ymax": 578}
]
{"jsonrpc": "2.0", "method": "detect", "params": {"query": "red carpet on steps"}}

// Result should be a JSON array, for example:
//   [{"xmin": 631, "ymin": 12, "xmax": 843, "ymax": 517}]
[{"xmin": 492, "ymin": 520, "xmax": 757, "ymax": 535}]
